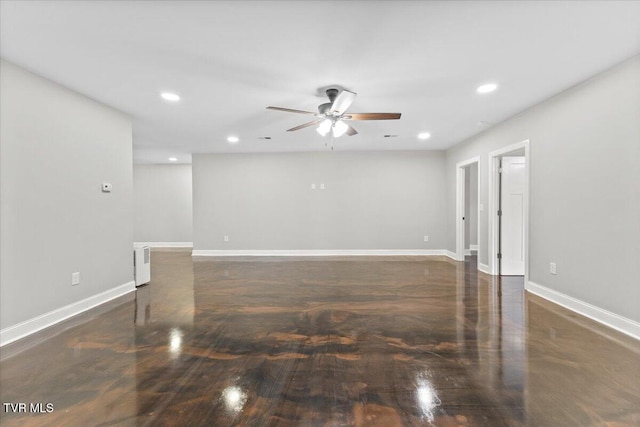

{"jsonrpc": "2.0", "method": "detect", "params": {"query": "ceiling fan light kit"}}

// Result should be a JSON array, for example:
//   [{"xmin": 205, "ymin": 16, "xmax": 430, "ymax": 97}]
[
  {"xmin": 332, "ymin": 120, "xmax": 349, "ymax": 138},
  {"xmin": 316, "ymin": 119, "xmax": 332, "ymax": 136},
  {"xmin": 267, "ymin": 88, "xmax": 401, "ymax": 140}
]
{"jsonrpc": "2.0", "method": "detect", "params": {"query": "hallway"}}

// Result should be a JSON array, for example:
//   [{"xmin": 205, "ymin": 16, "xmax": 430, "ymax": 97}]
[{"xmin": 1, "ymin": 250, "xmax": 638, "ymax": 426}]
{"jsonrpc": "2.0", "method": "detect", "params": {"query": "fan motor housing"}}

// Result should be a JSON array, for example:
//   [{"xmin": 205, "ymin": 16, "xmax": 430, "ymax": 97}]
[
  {"xmin": 325, "ymin": 88, "xmax": 339, "ymax": 102},
  {"xmin": 317, "ymin": 102, "xmax": 332, "ymax": 115},
  {"xmin": 318, "ymin": 88, "xmax": 340, "ymax": 114}
]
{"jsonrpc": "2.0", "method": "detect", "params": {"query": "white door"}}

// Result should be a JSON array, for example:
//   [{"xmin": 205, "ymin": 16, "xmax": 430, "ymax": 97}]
[{"xmin": 500, "ymin": 156, "xmax": 525, "ymax": 275}]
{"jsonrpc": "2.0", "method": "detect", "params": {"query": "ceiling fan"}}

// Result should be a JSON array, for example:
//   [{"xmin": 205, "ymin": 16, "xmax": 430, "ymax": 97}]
[{"xmin": 266, "ymin": 88, "xmax": 401, "ymax": 138}]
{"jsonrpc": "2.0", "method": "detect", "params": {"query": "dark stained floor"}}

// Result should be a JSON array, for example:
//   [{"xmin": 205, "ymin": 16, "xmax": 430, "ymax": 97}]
[{"xmin": 1, "ymin": 249, "xmax": 639, "ymax": 426}]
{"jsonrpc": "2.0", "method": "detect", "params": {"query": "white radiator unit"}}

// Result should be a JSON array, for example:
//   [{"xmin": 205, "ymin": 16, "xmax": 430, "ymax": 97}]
[{"xmin": 134, "ymin": 245, "xmax": 151, "ymax": 287}]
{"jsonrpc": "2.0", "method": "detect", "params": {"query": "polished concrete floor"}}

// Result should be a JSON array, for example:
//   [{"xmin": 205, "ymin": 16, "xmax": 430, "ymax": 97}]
[{"xmin": 1, "ymin": 250, "xmax": 639, "ymax": 426}]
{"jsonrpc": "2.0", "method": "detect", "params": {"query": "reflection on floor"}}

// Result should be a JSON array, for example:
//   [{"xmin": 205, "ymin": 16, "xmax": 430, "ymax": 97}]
[{"xmin": 1, "ymin": 250, "xmax": 638, "ymax": 426}]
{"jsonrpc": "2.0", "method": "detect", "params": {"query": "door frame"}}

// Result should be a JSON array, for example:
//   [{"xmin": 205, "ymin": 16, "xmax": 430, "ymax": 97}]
[
  {"xmin": 488, "ymin": 139, "xmax": 530, "ymax": 282},
  {"xmin": 455, "ymin": 156, "xmax": 480, "ymax": 262}
]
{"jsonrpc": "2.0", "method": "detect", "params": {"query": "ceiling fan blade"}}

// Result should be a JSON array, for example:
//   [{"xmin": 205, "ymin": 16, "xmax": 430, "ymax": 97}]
[
  {"xmin": 343, "ymin": 113, "xmax": 401, "ymax": 120},
  {"xmin": 267, "ymin": 106, "xmax": 317, "ymax": 115},
  {"xmin": 330, "ymin": 90, "xmax": 357, "ymax": 115},
  {"xmin": 286, "ymin": 119, "xmax": 323, "ymax": 132},
  {"xmin": 346, "ymin": 125, "xmax": 358, "ymax": 136}
]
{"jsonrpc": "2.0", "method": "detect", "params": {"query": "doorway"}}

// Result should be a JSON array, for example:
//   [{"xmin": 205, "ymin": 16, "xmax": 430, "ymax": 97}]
[
  {"xmin": 455, "ymin": 157, "xmax": 480, "ymax": 262},
  {"xmin": 500, "ymin": 156, "xmax": 525, "ymax": 275},
  {"xmin": 488, "ymin": 140, "xmax": 530, "ymax": 280},
  {"xmin": 464, "ymin": 163, "xmax": 479, "ymax": 257}
]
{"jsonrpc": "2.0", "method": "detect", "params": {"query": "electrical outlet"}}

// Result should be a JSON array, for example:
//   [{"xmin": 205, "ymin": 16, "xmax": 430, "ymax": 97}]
[
  {"xmin": 320, "ymin": 183, "xmax": 325, "ymax": 190},
  {"xmin": 224, "ymin": 235, "xmax": 229, "ymax": 242},
  {"xmin": 311, "ymin": 183, "xmax": 316, "ymax": 190},
  {"xmin": 423, "ymin": 235, "xmax": 429, "ymax": 242},
  {"xmin": 550, "ymin": 262, "xmax": 557, "ymax": 275},
  {"xmin": 72, "ymin": 272, "xmax": 80, "ymax": 286}
]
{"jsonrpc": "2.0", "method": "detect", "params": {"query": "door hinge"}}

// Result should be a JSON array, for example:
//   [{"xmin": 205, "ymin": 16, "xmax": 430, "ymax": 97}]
[
  {"xmin": 498, "ymin": 167, "xmax": 503, "ymax": 173},
  {"xmin": 497, "ymin": 210, "xmax": 502, "ymax": 216},
  {"xmin": 497, "ymin": 253, "xmax": 502, "ymax": 259}
]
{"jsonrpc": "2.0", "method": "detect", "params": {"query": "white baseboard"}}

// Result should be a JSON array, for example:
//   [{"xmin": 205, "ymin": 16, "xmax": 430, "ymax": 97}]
[
  {"xmin": 444, "ymin": 250, "xmax": 458, "ymax": 260},
  {"xmin": 135, "ymin": 242, "xmax": 193, "ymax": 248},
  {"xmin": 470, "ymin": 244, "xmax": 478, "ymax": 251},
  {"xmin": 192, "ymin": 249, "xmax": 448, "ymax": 257},
  {"xmin": 0, "ymin": 281, "xmax": 136, "ymax": 347},
  {"xmin": 478, "ymin": 263, "xmax": 491, "ymax": 274},
  {"xmin": 527, "ymin": 281, "xmax": 640, "ymax": 340}
]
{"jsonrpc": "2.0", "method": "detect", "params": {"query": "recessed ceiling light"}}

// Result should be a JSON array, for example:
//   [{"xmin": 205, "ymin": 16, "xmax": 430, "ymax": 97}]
[
  {"xmin": 227, "ymin": 136, "xmax": 239, "ymax": 143},
  {"xmin": 476, "ymin": 83, "xmax": 498, "ymax": 94},
  {"xmin": 418, "ymin": 132, "xmax": 431, "ymax": 140},
  {"xmin": 161, "ymin": 92, "xmax": 180, "ymax": 101},
  {"xmin": 168, "ymin": 157, "xmax": 178, "ymax": 162}
]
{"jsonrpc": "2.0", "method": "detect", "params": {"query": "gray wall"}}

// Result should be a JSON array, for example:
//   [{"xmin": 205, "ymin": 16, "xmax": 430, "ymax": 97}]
[
  {"xmin": 445, "ymin": 56, "xmax": 640, "ymax": 322},
  {"xmin": 133, "ymin": 164, "xmax": 193, "ymax": 243},
  {"xmin": 193, "ymin": 151, "xmax": 446, "ymax": 251},
  {"xmin": 0, "ymin": 60, "xmax": 134, "ymax": 328}
]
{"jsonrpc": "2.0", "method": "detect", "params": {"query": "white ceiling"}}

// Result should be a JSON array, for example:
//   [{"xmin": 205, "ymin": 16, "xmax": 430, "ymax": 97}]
[{"xmin": 1, "ymin": 1, "xmax": 639, "ymax": 163}]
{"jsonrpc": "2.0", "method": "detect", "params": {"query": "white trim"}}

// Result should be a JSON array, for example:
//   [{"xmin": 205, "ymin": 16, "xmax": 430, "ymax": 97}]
[
  {"xmin": 478, "ymin": 263, "xmax": 491, "ymax": 274},
  {"xmin": 488, "ymin": 139, "xmax": 530, "ymax": 282},
  {"xmin": 455, "ymin": 166, "xmax": 465, "ymax": 261},
  {"xmin": 135, "ymin": 242, "xmax": 193, "ymax": 248},
  {"xmin": 444, "ymin": 250, "xmax": 458, "ymax": 260},
  {"xmin": 455, "ymin": 156, "xmax": 481, "ymax": 262},
  {"xmin": 0, "ymin": 281, "xmax": 136, "ymax": 347},
  {"xmin": 464, "ymin": 249, "xmax": 472, "ymax": 256},
  {"xmin": 527, "ymin": 281, "xmax": 640, "ymax": 340},
  {"xmin": 470, "ymin": 244, "xmax": 478, "ymax": 251},
  {"xmin": 193, "ymin": 249, "xmax": 449, "ymax": 257}
]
